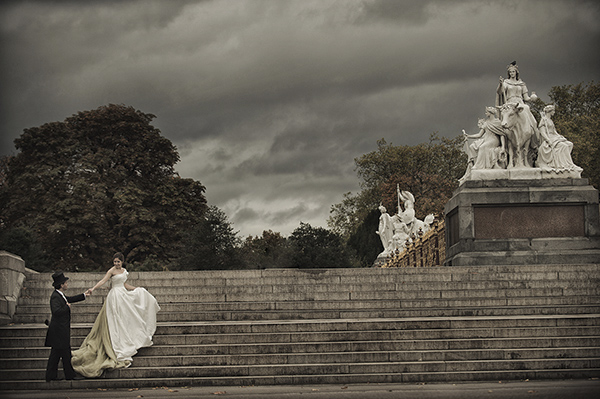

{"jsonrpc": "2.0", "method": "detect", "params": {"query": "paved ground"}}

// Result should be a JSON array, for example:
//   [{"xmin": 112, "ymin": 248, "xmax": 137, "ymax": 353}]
[{"xmin": 2, "ymin": 380, "xmax": 600, "ymax": 399}]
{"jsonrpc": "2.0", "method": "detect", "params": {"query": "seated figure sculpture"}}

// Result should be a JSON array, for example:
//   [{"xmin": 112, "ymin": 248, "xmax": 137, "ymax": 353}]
[
  {"xmin": 463, "ymin": 107, "xmax": 507, "ymax": 170},
  {"xmin": 496, "ymin": 61, "xmax": 539, "ymax": 168},
  {"xmin": 536, "ymin": 104, "xmax": 582, "ymax": 173}
]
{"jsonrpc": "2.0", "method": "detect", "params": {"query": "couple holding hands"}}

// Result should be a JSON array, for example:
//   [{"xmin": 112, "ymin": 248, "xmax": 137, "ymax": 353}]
[{"xmin": 45, "ymin": 252, "xmax": 160, "ymax": 382}]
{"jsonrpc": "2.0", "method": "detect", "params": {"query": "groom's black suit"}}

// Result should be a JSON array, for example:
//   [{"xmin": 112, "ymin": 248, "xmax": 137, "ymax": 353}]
[{"xmin": 45, "ymin": 289, "xmax": 85, "ymax": 381}]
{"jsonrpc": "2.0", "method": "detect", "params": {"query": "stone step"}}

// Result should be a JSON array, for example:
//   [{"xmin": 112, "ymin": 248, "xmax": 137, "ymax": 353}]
[
  {"xmin": 3, "ymin": 314, "xmax": 600, "ymax": 338},
  {"xmin": 22, "ymin": 273, "xmax": 600, "ymax": 291},
  {"xmin": 17, "ymin": 286, "xmax": 600, "ymax": 306},
  {"xmin": 4, "ymin": 325, "xmax": 598, "ymax": 349},
  {"xmin": 5, "ymin": 336, "xmax": 600, "ymax": 360},
  {"xmin": 22, "ymin": 270, "xmax": 600, "ymax": 285},
  {"xmin": 4, "ymin": 358, "xmax": 600, "ymax": 382},
  {"xmin": 14, "ymin": 292, "xmax": 600, "ymax": 313},
  {"xmin": 21, "ymin": 265, "xmax": 600, "ymax": 285},
  {"xmin": 8, "ymin": 346, "xmax": 600, "ymax": 370},
  {"xmin": 11, "ymin": 304, "xmax": 600, "ymax": 324},
  {"xmin": 2, "ymin": 368, "xmax": 600, "ymax": 390},
  {"xmin": 4, "ymin": 314, "xmax": 599, "ymax": 337}
]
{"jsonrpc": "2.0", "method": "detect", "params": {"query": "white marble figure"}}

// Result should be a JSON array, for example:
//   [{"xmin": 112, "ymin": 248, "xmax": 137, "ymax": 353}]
[
  {"xmin": 496, "ymin": 61, "xmax": 539, "ymax": 168},
  {"xmin": 536, "ymin": 104, "xmax": 582, "ymax": 173},
  {"xmin": 462, "ymin": 107, "xmax": 507, "ymax": 170},
  {"xmin": 390, "ymin": 214, "xmax": 411, "ymax": 253},
  {"xmin": 459, "ymin": 61, "xmax": 583, "ymax": 182},
  {"xmin": 376, "ymin": 205, "xmax": 395, "ymax": 257},
  {"xmin": 376, "ymin": 186, "xmax": 434, "ymax": 258}
]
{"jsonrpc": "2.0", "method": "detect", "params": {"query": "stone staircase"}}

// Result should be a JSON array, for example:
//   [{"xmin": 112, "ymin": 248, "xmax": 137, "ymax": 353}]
[{"xmin": 1, "ymin": 264, "xmax": 599, "ymax": 390}]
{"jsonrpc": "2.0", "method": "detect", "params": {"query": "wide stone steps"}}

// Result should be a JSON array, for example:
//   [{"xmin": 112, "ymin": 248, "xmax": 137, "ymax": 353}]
[
  {"xmin": 7, "ymin": 346, "xmax": 600, "ymax": 370},
  {"xmin": 1, "ymin": 265, "xmax": 599, "ymax": 390},
  {"xmin": 2, "ymin": 315, "xmax": 600, "ymax": 388}
]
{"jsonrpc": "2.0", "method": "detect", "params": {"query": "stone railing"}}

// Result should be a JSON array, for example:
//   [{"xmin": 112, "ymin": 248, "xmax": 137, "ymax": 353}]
[
  {"xmin": 0, "ymin": 251, "xmax": 27, "ymax": 325},
  {"xmin": 381, "ymin": 219, "xmax": 446, "ymax": 268}
]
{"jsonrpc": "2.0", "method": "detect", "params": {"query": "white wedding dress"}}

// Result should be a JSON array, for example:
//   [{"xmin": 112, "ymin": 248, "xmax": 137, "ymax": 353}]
[{"xmin": 106, "ymin": 269, "xmax": 160, "ymax": 362}]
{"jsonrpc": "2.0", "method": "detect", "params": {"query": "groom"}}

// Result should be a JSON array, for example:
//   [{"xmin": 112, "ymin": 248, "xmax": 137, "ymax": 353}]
[{"xmin": 45, "ymin": 271, "xmax": 90, "ymax": 382}]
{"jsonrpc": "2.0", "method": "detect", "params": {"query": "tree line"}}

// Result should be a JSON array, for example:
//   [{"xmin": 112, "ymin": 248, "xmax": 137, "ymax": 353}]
[
  {"xmin": 0, "ymin": 104, "xmax": 352, "ymax": 271},
  {"xmin": 1, "ymin": 82, "xmax": 597, "ymax": 271}
]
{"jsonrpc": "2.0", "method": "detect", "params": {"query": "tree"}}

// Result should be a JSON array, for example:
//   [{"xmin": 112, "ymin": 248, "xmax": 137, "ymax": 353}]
[
  {"xmin": 289, "ymin": 222, "xmax": 353, "ymax": 268},
  {"xmin": 241, "ymin": 230, "xmax": 291, "ymax": 269},
  {"xmin": 177, "ymin": 205, "xmax": 243, "ymax": 270},
  {"xmin": 329, "ymin": 134, "xmax": 466, "ymax": 240},
  {"xmin": 240, "ymin": 230, "xmax": 293, "ymax": 269},
  {"xmin": 0, "ymin": 226, "xmax": 51, "ymax": 271},
  {"xmin": 547, "ymin": 81, "xmax": 600, "ymax": 189},
  {"xmin": 346, "ymin": 208, "xmax": 383, "ymax": 268},
  {"xmin": 0, "ymin": 104, "xmax": 207, "ymax": 271}
]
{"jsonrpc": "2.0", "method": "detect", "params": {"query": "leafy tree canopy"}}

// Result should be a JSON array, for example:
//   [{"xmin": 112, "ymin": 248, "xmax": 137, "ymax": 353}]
[
  {"xmin": 0, "ymin": 104, "xmax": 207, "ymax": 271},
  {"xmin": 547, "ymin": 81, "xmax": 600, "ymax": 189},
  {"xmin": 176, "ymin": 205, "xmax": 243, "ymax": 270},
  {"xmin": 289, "ymin": 222, "xmax": 353, "ymax": 268},
  {"xmin": 240, "ymin": 230, "xmax": 293, "ymax": 269}
]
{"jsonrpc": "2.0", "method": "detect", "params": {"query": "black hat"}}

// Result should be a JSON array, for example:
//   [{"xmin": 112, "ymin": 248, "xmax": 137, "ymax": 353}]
[{"xmin": 52, "ymin": 271, "xmax": 69, "ymax": 288}]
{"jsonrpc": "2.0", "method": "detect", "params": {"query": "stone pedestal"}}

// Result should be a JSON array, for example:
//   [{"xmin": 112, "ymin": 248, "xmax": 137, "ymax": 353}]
[
  {"xmin": 0, "ymin": 251, "xmax": 26, "ymax": 325},
  {"xmin": 444, "ymin": 178, "xmax": 600, "ymax": 266}
]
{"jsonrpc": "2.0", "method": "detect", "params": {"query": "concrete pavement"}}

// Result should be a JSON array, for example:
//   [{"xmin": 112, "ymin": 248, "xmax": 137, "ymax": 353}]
[{"xmin": 2, "ymin": 379, "xmax": 600, "ymax": 399}]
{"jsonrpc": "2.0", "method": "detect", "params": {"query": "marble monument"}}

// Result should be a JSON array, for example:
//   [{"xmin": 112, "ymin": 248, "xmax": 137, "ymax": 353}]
[{"xmin": 445, "ymin": 62, "xmax": 599, "ymax": 266}]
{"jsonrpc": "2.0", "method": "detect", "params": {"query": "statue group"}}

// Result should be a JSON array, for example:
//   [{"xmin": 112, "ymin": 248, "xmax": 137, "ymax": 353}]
[
  {"xmin": 376, "ymin": 186, "xmax": 434, "ymax": 258},
  {"xmin": 460, "ymin": 61, "xmax": 582, "ymax": 182}
]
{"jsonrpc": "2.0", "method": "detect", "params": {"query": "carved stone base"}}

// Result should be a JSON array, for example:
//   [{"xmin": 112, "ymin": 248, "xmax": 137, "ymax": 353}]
[
  {"xmin": 460, "ymin": 167, "xmax": 582, "ymax": 184},
  {"xmin": 444, "ymin": 178, "xmax": 600, "ymax": 266}
]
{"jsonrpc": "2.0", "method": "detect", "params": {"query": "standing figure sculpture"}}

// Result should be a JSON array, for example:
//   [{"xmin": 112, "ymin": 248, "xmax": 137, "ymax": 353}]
[
  {"xmin": 376, "ymin": 205, "xmax": 394, "ymax": 257},
  {"xmin": 375, "ymin": 187, "xmax": 435, "ymax": 260},
  {"xmin": 536, "ymin": 104, "xmax": 582, "ymax": 173},
  {"xmin": 463, "ymin": 107, "xmax": 507, "ymax": 170},
  {"xmin": 496, "ymin": 61, "xmax": 539, "ymax": 168}
]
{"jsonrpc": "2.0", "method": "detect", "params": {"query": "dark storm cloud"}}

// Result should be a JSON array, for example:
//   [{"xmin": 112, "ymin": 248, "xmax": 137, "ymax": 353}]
[{"xmin": 1, "ymin": 0, "xmax": 599, "ymax": 236}]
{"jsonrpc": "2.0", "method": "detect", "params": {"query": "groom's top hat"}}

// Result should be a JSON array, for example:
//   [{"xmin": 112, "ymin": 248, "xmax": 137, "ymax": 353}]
[{"xmin": 52, "ymin": 271, "xmax": 69, "ymax": 289}]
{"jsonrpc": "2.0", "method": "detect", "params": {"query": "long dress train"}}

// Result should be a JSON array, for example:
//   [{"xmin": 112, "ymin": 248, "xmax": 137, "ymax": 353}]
[
  {"xmin": 71, "ymin": 302, "xmax": 130, "ymax": 377},
  {"xmin": 72, "ymin": 269, "xmax": 160, "ymax": 377}
]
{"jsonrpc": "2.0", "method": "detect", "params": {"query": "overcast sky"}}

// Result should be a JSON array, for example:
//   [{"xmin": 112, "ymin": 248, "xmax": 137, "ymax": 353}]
[{"xmin": 1, "ymin": 0, "xmax": 599, "ymax": 238}]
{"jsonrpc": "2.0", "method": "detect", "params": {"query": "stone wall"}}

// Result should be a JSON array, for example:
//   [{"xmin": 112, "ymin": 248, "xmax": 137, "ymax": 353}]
[{"xmin": 0, "ymin": 251, "xmax": 26, "ymax": 325}]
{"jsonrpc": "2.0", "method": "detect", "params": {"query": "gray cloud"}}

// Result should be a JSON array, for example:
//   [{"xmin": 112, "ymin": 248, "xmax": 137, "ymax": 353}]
[{"xmin": 2, "ymin": 0, "xmax": 599, "ymax": 237}]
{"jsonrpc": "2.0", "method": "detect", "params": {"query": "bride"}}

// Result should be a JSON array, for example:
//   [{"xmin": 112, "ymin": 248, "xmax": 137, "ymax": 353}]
[{"xmin": 71, "ymin": 252, "xmax": 160, "ymax": 378}]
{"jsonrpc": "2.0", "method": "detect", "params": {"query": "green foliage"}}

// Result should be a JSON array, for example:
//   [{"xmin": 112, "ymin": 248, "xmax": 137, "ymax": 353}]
[
  {"xmin": 346, "ymin": 209, "xmax": 383, "ymax": 268},
  {"xmin": 0, "ymin": 104, "xmax": 207, "ymax": 271},
  {"xmin": 177, "ymin": 205, "xmax": 243, "ymax": 270},
  {"xmin": 240, "ymin": 230, "xmax": 293, "ymax": 269},
  {"xmin": 289, "ymin": 222, "xmax": 353, "ymax": 268},
  {"xmin": 130, "ymin": 254, "xmax": 168, "ymax": 272},
  {"xmin": 0, "ymin": 226, "xmax": 51, "ymax": 271},
  {"xmin": 547, "ymin": 81, "xmax": 600, "ymax": 189}
]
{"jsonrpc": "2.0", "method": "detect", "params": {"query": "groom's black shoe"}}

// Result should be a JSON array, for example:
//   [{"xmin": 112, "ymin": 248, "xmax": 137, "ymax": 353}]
[
  {"xmin": 46, "ymin": 378, "xmax": 63, "ymax": 382},
  {"xmin": 66, "ymin": 374, "xmax": 85, "ymax": 380}
]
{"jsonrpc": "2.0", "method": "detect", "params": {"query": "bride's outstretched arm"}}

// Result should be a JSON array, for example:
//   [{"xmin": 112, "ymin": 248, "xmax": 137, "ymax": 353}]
[{"xmin": 90, "ymin": 268, "xmax": 114, "ymax": 293}]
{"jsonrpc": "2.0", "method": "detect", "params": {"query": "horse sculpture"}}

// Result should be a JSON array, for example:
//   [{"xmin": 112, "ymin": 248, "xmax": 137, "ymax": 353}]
[{"xmin": 498, "ymin": 102, "xmax": 538, "ymax": 168}]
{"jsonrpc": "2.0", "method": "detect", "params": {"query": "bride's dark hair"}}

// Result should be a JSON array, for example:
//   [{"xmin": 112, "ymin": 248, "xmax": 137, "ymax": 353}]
[{"xmin": 113, "ymin": 252, "xmax": 125, "ymax": 262}]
